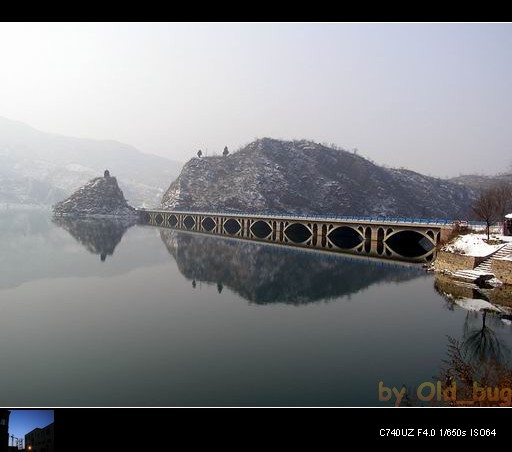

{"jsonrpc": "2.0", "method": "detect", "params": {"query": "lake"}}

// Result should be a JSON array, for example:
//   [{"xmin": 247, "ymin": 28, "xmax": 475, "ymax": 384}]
[{"xmin": 1, "ymin": 209, "xmax": 511, "ymax": 406}]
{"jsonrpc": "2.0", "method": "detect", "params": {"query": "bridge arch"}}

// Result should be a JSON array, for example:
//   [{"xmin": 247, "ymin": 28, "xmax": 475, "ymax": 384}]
[
  {"xmin": 328, "ymin": 226, "xmax": 364, "ymax": 250},
  {"xmin": 202, "ymin": 217, "xmax": 216, "ymax": 232},
  {"xmin": 365, "ymin": 227, "xmax": 372, "ymax": 241},
  {"xmin": 168, "ymin": 214, "xmax": 178, "ymax": 227},
  {"xmin": 183, "ymin": 215, "xmax": 195, "ymax": 230},
  {"xmin": 385, "ymin": 229, "xmax": 435, "ymax": 258},
  {"xmin": 224, "ymin": 218, "xmax": 241, "ymax": 235},
  {"xmin": 284, "ymin": 222, "xmax": 313, "ymax": 243},
  {"xmin": 251, "ymin": 220, "xmax": 272, "ymax": 239}
]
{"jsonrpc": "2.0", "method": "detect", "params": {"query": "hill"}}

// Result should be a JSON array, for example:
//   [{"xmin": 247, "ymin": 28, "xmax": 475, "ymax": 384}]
[
  {"xmin": 53, "ymin": 171, "xmax": 136, "ymax": 216},
  {"xmin": 448, "ymin": 173, "xmax": 512, "ymax": 192},
  {"xmin": 162, "ymin": 138, "xmax": 476, "ymax": 219}
]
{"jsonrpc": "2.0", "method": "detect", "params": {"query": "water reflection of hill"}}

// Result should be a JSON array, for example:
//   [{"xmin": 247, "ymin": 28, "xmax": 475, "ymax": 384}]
[
  {"xmin": 53, "ymin": 216, "xmax": 137, "ymax": 261},
  {"xmin": 0, "ymin": 210, "xmax": 168, "ymax": 289},
  {"xmin": 160, "ymin": 229, "xmax": 426, "ymax": 305}
]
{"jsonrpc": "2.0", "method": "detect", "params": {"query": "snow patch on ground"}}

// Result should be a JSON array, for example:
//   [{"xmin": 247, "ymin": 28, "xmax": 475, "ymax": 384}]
[
  {"xmin": 442, "ymin": 234, "xmax": 504, "ymax": 257},
  {"xmin": 487, "ymin": 277, "xmax": 503, "ymax": 287},
  {"xmin": 454, "ymin": 298, "xmax": 503, "ymax": 312}
]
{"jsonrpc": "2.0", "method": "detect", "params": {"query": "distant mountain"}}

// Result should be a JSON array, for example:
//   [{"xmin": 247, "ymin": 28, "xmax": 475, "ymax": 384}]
[
  {"xmin": 448, "ymin": 173, "xmax": 512, "ymax": 191},
  {"xmin": 162, "ymin": 138, "xmax": 477, "ymax": 219},
  {"xmin": 0, "ymin": 116, "xmax": 182, "ymax": 207}
]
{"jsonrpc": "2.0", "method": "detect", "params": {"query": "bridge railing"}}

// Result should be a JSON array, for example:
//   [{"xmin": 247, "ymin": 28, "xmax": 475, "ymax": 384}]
[{"xmin": 139, "ymin": 207, "xmax": 487, "ymax": 228}]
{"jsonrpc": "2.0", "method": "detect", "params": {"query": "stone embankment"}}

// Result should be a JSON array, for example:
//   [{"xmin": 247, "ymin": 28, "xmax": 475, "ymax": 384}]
[{"xmin": 434, "ymin": 234, "xmax": 512, "ymax": 286}]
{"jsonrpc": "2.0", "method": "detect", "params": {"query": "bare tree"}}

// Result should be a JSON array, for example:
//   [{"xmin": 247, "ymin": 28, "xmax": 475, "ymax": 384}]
[
  {"xmin": 493, "ymin": 181, "xmax": 512, "ymax": 219},
  {"xmin": 472, "ymin": 187, "xmax": 499, "ymax": 239}
]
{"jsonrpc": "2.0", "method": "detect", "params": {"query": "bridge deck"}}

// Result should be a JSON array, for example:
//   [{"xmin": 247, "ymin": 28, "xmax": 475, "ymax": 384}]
[{"xmin": 138, "ymin": 208, "xmax": 476, "ymax": 229}]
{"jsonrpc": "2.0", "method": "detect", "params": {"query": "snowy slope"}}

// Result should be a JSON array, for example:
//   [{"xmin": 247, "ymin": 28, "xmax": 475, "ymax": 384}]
[
  {"xmin": 162, "ymin": 138, "xmax": 477, "ymax": 218},
  {"xmin": 442, "ymin": 234, "xmax": 503, "ymax": 257}
]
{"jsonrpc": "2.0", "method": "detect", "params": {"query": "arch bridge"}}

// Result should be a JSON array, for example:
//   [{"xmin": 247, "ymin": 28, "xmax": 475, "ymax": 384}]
[{"xmin": 139, "ymin": 209, "xmax": 456, "ymax": 262}]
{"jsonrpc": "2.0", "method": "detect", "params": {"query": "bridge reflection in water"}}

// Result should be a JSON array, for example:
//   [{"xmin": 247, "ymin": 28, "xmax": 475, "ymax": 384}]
[
  {"xmin": 160, "ymin": 229, "xmax": 426, "ymax": 305},
  {"xmin": 140, "ymin": 210, "xmax": 447, "ymax": 263},
  {"xmin": 51, "ymin": 214, "xmax": 427, "ymax": 305}
]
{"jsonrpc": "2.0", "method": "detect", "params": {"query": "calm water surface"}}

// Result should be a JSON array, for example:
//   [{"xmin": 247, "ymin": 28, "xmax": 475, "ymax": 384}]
[{"xmin": 1, "ymin": 209, "xmax": 511, "ymax": 406}]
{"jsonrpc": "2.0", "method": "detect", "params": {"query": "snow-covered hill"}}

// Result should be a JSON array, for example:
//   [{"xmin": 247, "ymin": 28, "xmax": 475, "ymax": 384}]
[
  {"xmin": 53, "ymin": 172, "xmax": 137, "ymax": 216},
  {"xmin": 162, "ymin": 138, "xmax": 477, "ymax": 219},
  {"xmin": 0, "ymin": 116, "xmax": 182, "ymax": 207}
]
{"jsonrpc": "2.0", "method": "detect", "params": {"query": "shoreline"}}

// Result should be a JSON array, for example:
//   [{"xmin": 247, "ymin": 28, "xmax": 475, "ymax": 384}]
[{"xmin": 431, "ymin": 232, "xmax": 512, "ymax": 313}]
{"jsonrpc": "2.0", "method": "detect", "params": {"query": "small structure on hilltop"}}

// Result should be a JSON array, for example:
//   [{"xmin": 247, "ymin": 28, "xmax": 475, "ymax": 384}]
[
  {"xmin": 104, "ymin": 169, "xmax": 110, "ymax": 178},
  {"xmin": 504, "ymin": 213, "xmax": 512, "ymax": 236}
]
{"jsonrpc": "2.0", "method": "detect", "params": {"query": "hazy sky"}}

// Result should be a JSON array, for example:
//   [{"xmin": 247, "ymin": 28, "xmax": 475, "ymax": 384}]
[{"xmin": 0, "ymin": 22, "xmax": 511, "ymax": 177}]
